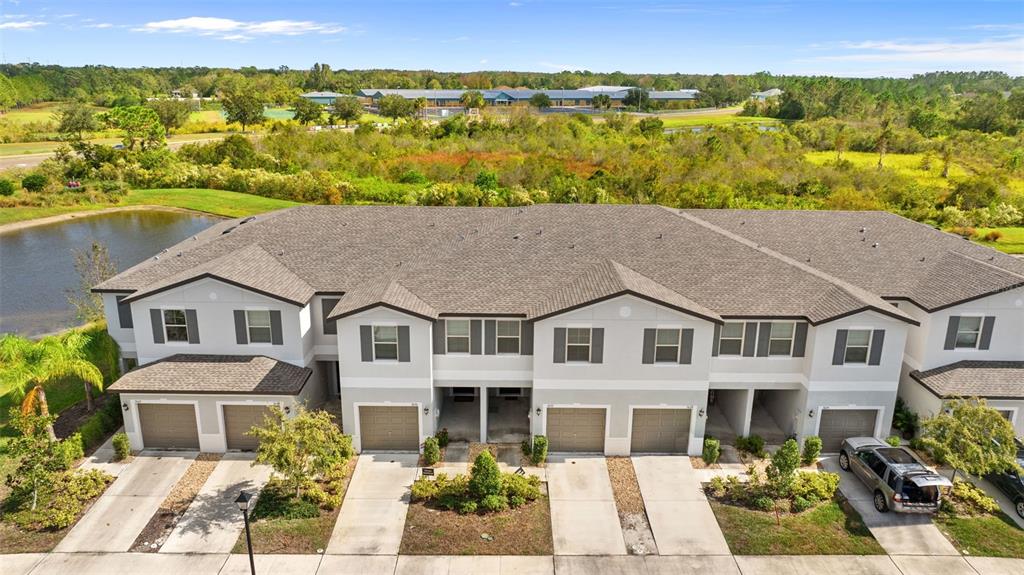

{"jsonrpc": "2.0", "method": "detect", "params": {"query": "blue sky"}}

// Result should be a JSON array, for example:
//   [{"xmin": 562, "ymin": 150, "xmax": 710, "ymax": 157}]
[{"xmin": 1, "ymin": 0, "xmax": 1022, "ymax": 77}]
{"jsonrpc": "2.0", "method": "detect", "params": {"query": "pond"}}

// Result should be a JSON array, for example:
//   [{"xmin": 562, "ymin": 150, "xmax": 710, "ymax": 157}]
[{"xmin": 0, "ymin": 210, "xmax": 221, "ymax": 337}]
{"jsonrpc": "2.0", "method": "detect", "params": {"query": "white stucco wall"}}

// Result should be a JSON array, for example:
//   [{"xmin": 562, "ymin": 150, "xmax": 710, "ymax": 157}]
[{"xmin": 101, "ymin": 292, "xmax": 136, "ymax": 355}]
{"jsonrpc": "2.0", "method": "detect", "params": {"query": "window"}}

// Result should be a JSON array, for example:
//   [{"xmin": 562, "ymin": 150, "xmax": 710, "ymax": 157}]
[
  {"xmin": 955, "ymin": 316, "xmax": 982, "ymax": 349},
  {"xmin": 718, "ymin": 322, "xmax": 744, "ymax": 356},
  {"xmin": 446, "ymin": 319, "xmax": 470, "ymax": 354},
  {"xmin": 163, "ymin": 309, "xmax": 189, "ymax": 342},
  {"xmin": 844, "ymin": 329, "xmax": 872, "ymax": 364},
  {"xmin": 246, "ymin": 310, "xmax": 272, "ymax": 344},
  {"xmin": 655, "ymin": 328, "xmax": 681, "ymax": 363},
  {"xmin": 566, "ymin": 328, "xmax": 592, "ymax": 362},
  {"xmin": 373, "ymin": 325, "xmax": 399, "ymax": 360},
  {"xmin": 496, "ymin": 320, "xmax": 520, "ymax": 354},
  {"xmin": 768, "ymin": 322, "xmax": 795, "ymax": 356}
]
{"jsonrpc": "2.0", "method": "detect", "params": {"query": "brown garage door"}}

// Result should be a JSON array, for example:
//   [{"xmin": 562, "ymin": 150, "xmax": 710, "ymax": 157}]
[
  {"xmin": 819, "ymin": 409, "xmax": 878, "ymax": 452},
  {"xmin": 359, "ymin": 406, "xmax": 419, "ymax": 451},
  {"xmin": 139, "ymin": 403, "xmax": 199, "ymax": 450},
  {"xmin": 547, "ymin": 407, "xmax": 606, "ymax": 452},
  {"xmin": 224, "ymin": 405, "xmax": 273, "ymax": 451},
  {"xmin": 631, "ymin": 408, "xmax": 691, "ymax": 453}
]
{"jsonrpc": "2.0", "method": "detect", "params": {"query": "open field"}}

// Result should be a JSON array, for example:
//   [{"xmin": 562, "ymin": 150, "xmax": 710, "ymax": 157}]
[
  {"xmin": 0, "ymin": 133, "xmax": 227, "ymax": 157},
  {"xmin": 972, "ymin": 226, "xmax": 1024, "ymax": 254},
  {"xmin": 804, "ymin": 150, "xmax": 973, "ymax": 188},
  {"xmin": 655, "ymin": 107, "xmax": 779, "ymax": 128}
]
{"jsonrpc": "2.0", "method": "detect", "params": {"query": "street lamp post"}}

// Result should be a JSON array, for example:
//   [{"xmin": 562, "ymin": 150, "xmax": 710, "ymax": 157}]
[{"xmin": 235, "ymin": 490, "xmax": 256, "ymax": 575}]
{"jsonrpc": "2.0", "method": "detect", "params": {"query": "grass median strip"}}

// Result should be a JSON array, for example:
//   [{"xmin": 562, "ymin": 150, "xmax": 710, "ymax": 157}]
[{"xmin": 129, "ymin": 453, "xmax": 221, "ymax": 552}]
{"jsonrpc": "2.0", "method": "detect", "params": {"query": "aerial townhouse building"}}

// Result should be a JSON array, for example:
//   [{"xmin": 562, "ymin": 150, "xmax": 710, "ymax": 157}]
[{"xmin": 94, "ymin": 205, "xmax": 1024, "ymax": 456}]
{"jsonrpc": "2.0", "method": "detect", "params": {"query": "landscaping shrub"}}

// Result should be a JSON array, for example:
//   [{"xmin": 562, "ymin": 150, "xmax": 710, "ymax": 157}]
[
  {"xmin": 950, "ymin": 480, "xmax": 999, "ymax": 514},
  {"xmin": 411, "ymin": 475, "xmax": 441, "ymax": 501},
  {"xmin": 752, "ymin": 495, "xmax": 775, "ymax": 511},
  {"xmin": 502, "ymin": 472, "xmax": 542, "ymax": 503},
  {"xmin": 422, "ymin": 436, "xmax": 441, "ymax": 465},
  {"xmin": 0, "ymin": 178, "xmax": 14, "ymax": 196},
  {"xmin": 480, "ymin": 493, "xmax": 509, "ymax": 513},
  {"xmin": 735, "ymin": 435, "xmax": 765, "ymax": 457},
  {"xmin": 792, "ymin": 495, "xmax": 814, "ymax": 513},
  {"xmin": 702, "ymin": 437, "xmax": 721, "ymax": 464},
  {"xmin": 801, "ymin": 436, "xmax": 822, "ymax": 465},
  {"xmin": 249, "ymin": 479, "xmax": 320, "ymax": 520},
  {"xmin": 983, "ymin": 230, "xmax": 1003, "ymax": 242},
  {"xmin": 458, "ymin": 500, "xmax": 478, "ymax": 514},
  {"xmin": 40, "ymin": 469, "xmax": 112, "ymax": 529},
  {"xmin": 767, "ymin": 439, "xmax": 801, "ymax": 496},
  {"xmin": 791, "ymin": 471, "xmax": 840, "ymax": 502},
  {"xmin": 112, "ymin": 432, "xmax": 130, "ymax": 461},
  {"xmin": 21, "ymin": 173, "xmax": 48, "ymax": 193},
  {"xmin": 892, "ymin": 398, "xmax": 919, "ymax": 438},
  {"xmin": 948, "ymin": 226, "xmax": 976, "ymax": 239},
  {"xmin": 435, "ymin": 427, "xmax": 449, "ymax": 448},
  {"xmin": 53, "ymin": 433, "xmax": 85, "ymax": 470},
  {"xmin": 408, "ymin": 454, "xmax": 541, "ymax": 514},
  {"xmin": 469, "ymin": 450, "xmax": 502, "ymax": 499},
  {"xmin": 530, "ymin": 435, "xmax": 548, "ymax": 466},
  {"xmin": 886, "ymin": 435, "xmax": 901, "ymax": 447}
]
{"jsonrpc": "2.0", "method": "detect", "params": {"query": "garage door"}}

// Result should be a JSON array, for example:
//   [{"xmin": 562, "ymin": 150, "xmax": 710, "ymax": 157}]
[
  {"xmin": 359, "ymin": 406, "xmax": 419, "ymax": 451},
  {"xmin": 631, "ymin": 408, "xmax": 691, "ymax": 453},
  {"xmin": 139, "ymin": 403, "xmax": 199, "ymax": 450},
  {"xmin": 224, "ymin": 405, "xmax": 273, "ymax": 451},
  {"xmin": 819, "ymin": 409, "xmax": 878, "ymax": 452},
  {"xmin": 547, "ymin": 407, "xmax": 606, "ymax": 452}
]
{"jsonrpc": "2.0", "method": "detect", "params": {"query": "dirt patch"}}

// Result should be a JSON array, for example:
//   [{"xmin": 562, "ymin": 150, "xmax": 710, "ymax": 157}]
[
  {"xmin": 400, "ymin": 497, "xmax": 553, "ymax": 555},
  {"xmin": 52, "ymin": 394, "xmax": 116, "ymax": 441},
  {"xmin": 690, "ymin": 457, "xmax": 722, "ymax": 470},
  {"xmin": 129, "ymin": 453, "xmax": 221, "ymax": 552},
  {"xmin": 467, "ymin": 442, "xmax": 498, "ymax": 463},
  {"xmin": 606, "ymin": 457, "xmax": 658, "ymax": 555}
]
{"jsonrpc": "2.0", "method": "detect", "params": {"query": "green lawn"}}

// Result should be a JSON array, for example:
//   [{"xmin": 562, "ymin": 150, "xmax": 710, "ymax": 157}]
[
  {"xmin": 971, "ymin": 226, "xmax": 1024, "ymax": 254},
  {"xmin": 804, "ymin": 151, "xmax": 973, "ymax": 189},
  {"xmin": 935, "ymin": 511, "xmax": 1024, "ymax": 558},
  {"xmin": 658, "ymin": 109, "xmax": 779, "ymax": 128},
  {"xmin": 0, "ymin": 133, "xmax": 226, "ymax": 157},
  {"xmin": 0, "ymin": 103, "xmax": 72, "ymax": 126},
  {"xmin": 709, "ymin": 500, "xmax": 885, "ymax": 555}
]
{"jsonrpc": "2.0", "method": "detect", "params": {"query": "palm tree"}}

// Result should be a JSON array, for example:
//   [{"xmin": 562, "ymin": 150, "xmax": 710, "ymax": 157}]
[{"xmin": 0, "ymin": 332, "xmax": 104, "ymax": 440}]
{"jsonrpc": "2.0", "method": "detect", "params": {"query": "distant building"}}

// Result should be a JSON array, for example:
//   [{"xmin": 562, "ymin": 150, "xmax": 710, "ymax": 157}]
[
  {"xmin": 300, "ymin": 91, "xmax": 349, "ymax": 106},
  {"xmin": 356, "ymin": 86, "xmax": 699, "ymax": 110},
  {"xmin": 751, "ymin": 88, "xmax": 783, "ymax": 101}
]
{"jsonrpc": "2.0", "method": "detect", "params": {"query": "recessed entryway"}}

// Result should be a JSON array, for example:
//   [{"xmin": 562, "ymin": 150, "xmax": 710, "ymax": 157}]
[
  {"xmin": 138, "ymin": 403, "xmax": 199, "ymax": 450},
  {"xmin": 546, "ymin": 407, "xmax": 606, "ymax": 452},
  {"xmin": 358, "ymin": 405, "xmax": 419, "ymax": 451},
  {"xmin": 630, "ymin": 408, "xmax": 691, "ymax": 454}
]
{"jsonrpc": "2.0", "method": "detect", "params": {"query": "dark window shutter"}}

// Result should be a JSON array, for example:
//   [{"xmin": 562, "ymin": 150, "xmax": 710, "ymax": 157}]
[
  {"xmin": 868, "ymin": 329, "xmax": 885, "ymax": 365},
  {"xmin": 484, "ymin": 320, "xmax": 497, "ymax": 355},
  {"xmin": 943, "ymin": 316, "xmax": 960, "ymax": 350},
  {"xmin": 321, "ymin": 298, "xmax": 340, "ymax": 335},
  {"xmin": 116, "ymin": 296, "xmax": 133, "ymax": 329},
  {"xmin": 742, "ymin": 322, "xmax": 757, "ymax": 357},
  {"xmin": 150, "ymin": 309, "xmax": 165, "ymax": 344},
  {"xmin": 679, "ymin": 328, "xmax": 694, "ymax": 365},
  {"xmin": 360, "ymin": 325, "xmax": 372, "ymax": 361},
  {"xmin": 234, "ymin": 310, "xmax": 248, "ymax": 344},
  {"xmin": 591, "ymin": 328, "xmax": 604, "ymax": 364},
  {"xmin": 756, "ymin": 322, "xmax": 771, "ymax": 357},
  {"xmin": 269, "ymin": 310, "xmax": 283, "ymax": 345},
  {"xmin": 433, "ymin": 319, "xmax": 446, "ymax": 354},
  {"xmin": 470, "ymin": 320, "xmax": 482, "ymax": 355},
  {"xmin": 832, "ymin": 329, "xmax": 848, "ymax": 365},
  {"xmin": 979, "ymin": 316, "xmax": 995, "ymax": 350},
  {"xmin": 792, "ymin": 323, "xmax": 808, "ymax": 357},
  {"xmin": 185, "ymin": 309, "xmax": 200, "ymax": 344},
  {"xmin": 521, "ymin": 321, "xmax": 534, "ymax": 355},
  {"xmin": 398, "ymin": 325, "xmax": 411, "ymax": 362},
  {"xmin": 711, "ymin": 323, "xmax": 721, "ymax": 357},
  {"xmin": 642, "ymin": 328, "xmax": 656, "ymax": 364},
  {"xmin": 553, "ymin": 327, "xmax": 566, "ymax": 363}
]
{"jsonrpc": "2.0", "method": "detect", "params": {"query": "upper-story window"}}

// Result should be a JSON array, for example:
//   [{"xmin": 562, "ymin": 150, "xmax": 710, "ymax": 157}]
[
  {"xmin": 954, "ymin": 316, "xmax": 982, "ymax": 349},
  {"xmin": 496, "ymin": 320, "xmax": 520, "ymax": 354},
  {"xmin": 768, "ymin": 322, "xmax": 795, "ymax": 356},
  {"xmin": 246, "ymin": 310, "xmax": 273, "ymax": 344},
  {"xmin": 163, "ymin": 309, "xmax": 189, "ymax": 343},
  {"xmin": 566, "ymin": 328, "xmax": 591, "ymax": 362},
  {"xmin": 655, "ymin": 328, "xmax": 681, "ymax": 363},
  {"xmin": 718, "ymin": 322, "xmax": 744, "ymax": 356},
  {"xmin": 446, "ymin": 319, "xmax": 471, "ymax": 354},
  {"xmin": 373, "ymin": 326, "xmax": 399, "ymax": 360},
  {"xmin": 844, "ymin": 329, "xmax": 872, "ymax": 364}
]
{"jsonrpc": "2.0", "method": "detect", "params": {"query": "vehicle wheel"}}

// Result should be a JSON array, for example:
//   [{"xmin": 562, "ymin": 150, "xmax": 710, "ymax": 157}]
[
  {"xmin": 1015, "ymin": 499, "xmax": 1024, "ymax": 520},
  {"xmin": 839, "ymin": 451, "xmax": 850, "ymax": 471},
  {"xmin": 873, "ymin": 490, "xmax": 889, "ymax": 513}
]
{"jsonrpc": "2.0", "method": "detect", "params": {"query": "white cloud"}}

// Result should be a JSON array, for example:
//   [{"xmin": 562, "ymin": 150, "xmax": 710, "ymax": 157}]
[
  {"xmin": 539, "ymin": 61, "xmax": 580, "ymax": 71},
  {"xmin": 0, "ymin": 20, "xmax": 46, "ymax": 30},
  {"xmin": 136, "ymin": 16, "xmax": 346, "ymax": 39},
  {"xmin": 84, "ymin": 23, "xmax": 113, "ymax": 29},
  {"xmin": 814, "ymin": 37, "xmax": 1024, "ymax": 64},
  {"xmin": 967, "ymin": 23, "xmax": 1024, "ymax": 31},
  {"xmin": 509, "ymin": 2, "xmax": 522, "ymax": 6},
  {"xmin": 480, "ymin": 58, "xmax": 488, "ymax": 64}
]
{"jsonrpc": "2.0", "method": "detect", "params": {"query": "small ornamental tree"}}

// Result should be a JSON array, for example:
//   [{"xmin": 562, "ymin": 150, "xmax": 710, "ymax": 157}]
[
  {"xmin": 919, "ymin": 398, "xmax": 1021, "ymax": 483},
  {"xmin": 250, "ymin": 405, "xmax": 353, "ymax": 498},
  {"xmin": 331, "ymin": 97, "xmax": 363, "ymax": 127},
  {"xmin": 292, "ymin": 96, "xmax": 324, "ymax": 126},
  {"xmin": 468, "ymin": 450, "xmax": 502, "ymax": 500},
  {"xmin": 222, "ymin": 92, "xmax": 266, "ymax": 132},
  {"xmin": 766, "ymin": 438, "xmax": 801, "ymax": 496},
  {"xmin": 528, "ymin": 92, "xmax": 552, "ymax": 110},
  {"xmin": 6, "ymin": 409, "xmax": 61, "ymax": 510}
]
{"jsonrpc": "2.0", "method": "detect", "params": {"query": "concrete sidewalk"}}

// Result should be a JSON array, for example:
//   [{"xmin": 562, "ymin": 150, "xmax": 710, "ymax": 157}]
[
  {"xmin": 160, "ymin": 453, "xmax": 273, "ymax": 553},
  {"xmin": 546, "ymin": 455, "xmax": 627, "ymax": 556}
]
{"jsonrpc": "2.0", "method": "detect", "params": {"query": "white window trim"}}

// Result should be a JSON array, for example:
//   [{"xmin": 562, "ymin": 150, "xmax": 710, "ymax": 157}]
[
  {"xmin": 245, "ymin": 308, "xmax": 273, "ymax": 346},
  {"xmin": 495, "ymin": 319, "xmax": 521, "ymax": 356},
  {"xmin": 843, "ymin": 328, "xmax": 873, "ymax": 365},
  {"xmin": 768, "ymin": 321, "xmax": 796, "ymax": 357},
  {"xmin": 565, "ymin": 327, "xmax": 593, "ymax": 364},
  {"xmin": 654, "ymin": 328, "xmax": 682, "ymax": 364},
  {"xmin": 718, "ymin": 321, "xmax": 745, "ymax": 357},
  {"xmin": 445, "ymin": 318, "xmax": 472, "ymax": 355},
  {"xmin": 161, "ymin": 307, "xmax": 190, "ymax": 345},
  {"xmin": 953, "ymin": 314, "xmax": 984, "ymax": 350},
  {"xmin": 372, "ymin": 324, "xmax": 400, "ymax": 362}
]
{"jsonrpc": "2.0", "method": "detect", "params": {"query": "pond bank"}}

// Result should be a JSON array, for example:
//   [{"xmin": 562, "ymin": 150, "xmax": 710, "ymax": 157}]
[{"xmin": 0, "ymin": 205, "xmax": 216, "ymax": 234}]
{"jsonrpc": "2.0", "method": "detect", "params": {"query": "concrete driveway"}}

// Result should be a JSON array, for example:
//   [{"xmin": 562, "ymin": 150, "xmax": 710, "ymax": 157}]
[
  {"xmin": 821, "ymin": 457, "xmax": 959, "ymax": 556},
  {"xmin": 546, "ymin": 455, "xmax": 627, "ymax": 556},
  {"xmin": 632, "ymin": 456, "xmax": 730, "ymax": 555},
  {"xmin": 325, "ymin": 453, "xmax": 420, "ymax": 555},
  {"xmin": 55, "ymin": 451, "xmax": 197, "ymax": 553},
  {"xmin": 160, "ymin": 453, "xmax": 273, "ymax": 553}
]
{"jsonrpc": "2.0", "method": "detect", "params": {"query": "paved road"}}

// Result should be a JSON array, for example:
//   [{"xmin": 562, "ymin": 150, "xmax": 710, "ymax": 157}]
[
  {"xmin": 0, "ymin": 138, "xmax": 225, "ymax": 171},
  {"xmin": 546, "ymin": 455, "xmax": 627, "ymax": 556},
  {"xmin": 326, "ymin": 453, "xmax": 419, "ymax": 555}
]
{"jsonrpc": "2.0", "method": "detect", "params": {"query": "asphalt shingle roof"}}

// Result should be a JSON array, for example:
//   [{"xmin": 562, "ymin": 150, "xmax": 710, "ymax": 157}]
[
  {"xmin": 109, "ymin": 355, "xmax": 311, "ymax": 395},
  {"xmin": 910, "ymin": 361, "xmax": 1024, "ymax": 399}
]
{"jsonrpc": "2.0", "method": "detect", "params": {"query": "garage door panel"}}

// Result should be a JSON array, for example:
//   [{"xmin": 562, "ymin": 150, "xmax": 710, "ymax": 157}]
[
  {"xmin": 819, "ymin": 409, "xmax": 877, "ymax": 453},
  {"xmin": 547, "ymin": 407, "xmax": 606, "ymax": 452},
  {"xmin": 224, "ymin": 405, "xmax": 272, "ymax": 451},
  {"xmin": 359, "ymin": 406, "xmax": 418, "ymax": 451},
  {"xmin": 139, "ymin": 403, "xmax": 199, "ymax": 450},
  {"xmin": 631, "ymin": 408, "xmax": 690, "ymax": 453}
]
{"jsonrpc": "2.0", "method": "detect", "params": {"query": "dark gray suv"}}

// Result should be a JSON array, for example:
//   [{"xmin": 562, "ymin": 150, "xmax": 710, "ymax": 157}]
[{"xmin": 839, "ymin": 437, "xmax": 952, "ymax": 513}]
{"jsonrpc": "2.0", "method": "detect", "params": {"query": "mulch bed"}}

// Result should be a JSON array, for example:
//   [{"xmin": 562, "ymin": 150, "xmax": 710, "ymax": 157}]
[
  {"xmin": 52, "ymin": 394, "xmax": 115, "ymax": 440},
  {"xmin": 0, "ymin": 473, "xmax": 115, "ymax": 553},
  {"xmin": 606, "ymin": 457, "xmax": 658, "ymax": 555},
  {"xmin": 129, "ymin": 453, "xmax": 221, "ymax": 552},
  {"xmin": 400, "ymin": 497, "xmax": 554, "ymax": 555}
]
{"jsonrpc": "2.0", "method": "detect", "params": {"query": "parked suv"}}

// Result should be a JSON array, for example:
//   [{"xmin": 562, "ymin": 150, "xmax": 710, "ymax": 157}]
[
  {"xmin": 839, "ymin": 437, "xmax": 952, "ymax": 513},
  {"xmin": 983, "ymin": 437, "xmax": 1024, "ymax": 519}
]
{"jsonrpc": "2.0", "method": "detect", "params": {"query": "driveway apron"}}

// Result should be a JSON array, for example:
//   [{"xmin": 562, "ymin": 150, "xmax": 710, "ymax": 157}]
[
  {"xmin": 160, "ymin": 453, "xmax": 273, "ymax": 553},
  {"xmin": 55, "ymin": 451, "xmax": 197, "ymax": 552},
  {"xmin": 821, "ymin": 457, "xmax": 959, "ymax": 556},
  {"xmin": 325, "ymin": 453, "xmax": 419, "ymax": 555},
  {"xmin": 631, "ymin": 456, "xmax": 730, "ymax": 555},
  {"xmin": 546, "ymin": 455, "xmax": 627, "ymax": 556}
]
